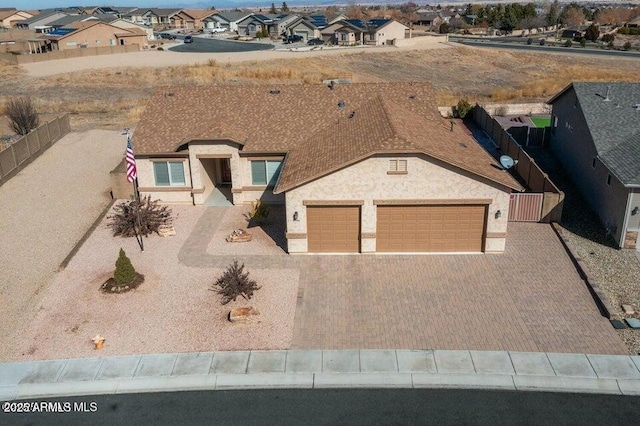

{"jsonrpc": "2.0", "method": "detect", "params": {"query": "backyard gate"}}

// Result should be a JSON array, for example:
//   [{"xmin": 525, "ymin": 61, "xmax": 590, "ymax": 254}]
[{"xmin": 508, "ymin": 193, "xmax": 543, "ymax": 222}]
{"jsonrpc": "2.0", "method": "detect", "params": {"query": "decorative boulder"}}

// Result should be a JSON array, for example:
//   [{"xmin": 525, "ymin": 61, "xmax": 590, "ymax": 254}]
[
  {"xmin": 158, "ymin": 225, "xmax": 176, "ymax": 237},
  {"xmin": 229, "ymin": 306, "xmax": 260, "ymax": 323},
  {"xmin": 226, "ymin": 229, "xmax": 252, "ymax": 243}
]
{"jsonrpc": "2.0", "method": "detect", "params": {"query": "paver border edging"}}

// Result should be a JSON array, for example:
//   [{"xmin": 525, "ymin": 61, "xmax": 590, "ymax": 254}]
[
  {"xmin": 59, "ymin": 199, "xmax": 116, "ymax": 271},
  {"xmin": 550, "ymin": 222, "xmax": 617, "ymax": 320}
]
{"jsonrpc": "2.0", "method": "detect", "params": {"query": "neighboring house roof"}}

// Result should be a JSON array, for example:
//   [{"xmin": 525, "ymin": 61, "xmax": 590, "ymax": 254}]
[
  {"xmin": 143, "ymin": 9, "xmax": 182, "ymax": 17},
  {"xmin": 18, "ymin": 10, "xmax": 68, "ymax": 25},
  {"xmin": 41, "ymin": 21, "xmax": 139, "ymax": 40},
  {"xmin": 216, "ymin": 10, "xmax": 253, "ymax": 22},
  {"xmin": 133, "ymin": 83, "xmax": 522, "ymax": 192},
  {"xmin": 48, "ymin": 15, "xmax": 98, "ymax": 27},
  {"xmin": 548, "ymin": 82, "xmax": 640, "ymax": 186},
  {"xmin": 287, "ymin": 16, "xmax": 319, "ymax": 30},
  {"xmin": 180, "ymin": 9, "xmax": 215, "ymax": 20}
]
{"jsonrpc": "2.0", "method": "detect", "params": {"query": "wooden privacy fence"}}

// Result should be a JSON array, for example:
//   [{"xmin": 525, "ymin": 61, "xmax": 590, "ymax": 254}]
[
  {"xmin": 474, "ymin": 105, "xmax": 564, "ymax": 223},
  {"xmin": 0, "ymin": 115, "xmax": 71, "ymax": 187}
]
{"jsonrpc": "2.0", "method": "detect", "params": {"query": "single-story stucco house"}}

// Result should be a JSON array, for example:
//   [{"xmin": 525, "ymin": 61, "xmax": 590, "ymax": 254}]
[{"xmin": 132, "ymin": 83, "xmax": 522, "ymax": 254}]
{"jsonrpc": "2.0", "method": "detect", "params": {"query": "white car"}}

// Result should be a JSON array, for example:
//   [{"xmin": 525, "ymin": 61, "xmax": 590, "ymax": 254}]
[{"xmin": 209, "ymin": 27, "xmax": 228, "ymax": 33}]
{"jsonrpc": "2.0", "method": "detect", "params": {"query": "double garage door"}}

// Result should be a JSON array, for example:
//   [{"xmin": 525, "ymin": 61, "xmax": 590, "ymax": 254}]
[{"xmin": 307, "ymin": 205, "xmax": 486, "ymax": 253}]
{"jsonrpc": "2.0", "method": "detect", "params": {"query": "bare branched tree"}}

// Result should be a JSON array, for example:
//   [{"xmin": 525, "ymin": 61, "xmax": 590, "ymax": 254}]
[
  {"xmin": 107, "ymin": 196, "xmax": 173, "ymax": 237},
  {"xmin": 4, "ymin": 97, "xmax": 39, "ymax": 135}
]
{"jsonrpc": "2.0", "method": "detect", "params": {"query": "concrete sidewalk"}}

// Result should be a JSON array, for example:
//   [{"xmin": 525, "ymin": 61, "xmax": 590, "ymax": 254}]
[{"xmin": 1, "ymin": 350, "xmax": 639, "ymax": 401}]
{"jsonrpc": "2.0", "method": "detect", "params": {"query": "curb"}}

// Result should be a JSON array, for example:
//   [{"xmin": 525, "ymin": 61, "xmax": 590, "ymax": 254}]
[
  {"xmin": 551, "ymin": 222, "xmax": 618, "ymax": 320},
  {"xmin": 1, "ymin": 350, "xmax": 639, "ymax": 400}
]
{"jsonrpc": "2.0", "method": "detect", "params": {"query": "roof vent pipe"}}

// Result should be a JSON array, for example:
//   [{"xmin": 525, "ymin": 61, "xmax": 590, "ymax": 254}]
[
  {"xmin": 604, "ymin": 86, "xmax": 611, "ymax": 102},
  {"xmin": 635, "ymin": 103, "xmax": 640, "ymax": 111},
  {"xmin": 450, "ymin": 120, "xmax": 455, "ymax": 132}
]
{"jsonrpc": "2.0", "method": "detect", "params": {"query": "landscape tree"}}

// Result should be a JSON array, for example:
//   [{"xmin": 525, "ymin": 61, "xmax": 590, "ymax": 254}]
[
  {"xmin": 560, "ymin": 3, "xmax": 586, "ymax": 26},
  {"xmin": 439, "ymin": 22, "xmax": 450, "ymax": 33},
  {"xmin": 107, "ymin": 196, "xmax": 173, "ymax": 237},
  {"xmin": 325, "ymin": 5, "xmax": 338, "ymax": 20},
  {"xmin": 4, "ymin": 97, "xmax": 39, "ymax": 135},
  {"xmin": 400, "ymin": 2, "xmax": 418, "ymax": 27},
  {"xmin": 521, "ymin": 16, "xmax": 545, "ymax": 31},
  {"xmin": 269, "ymin": 2, "xmax": 276, "ymax": 14},
  {"xmin": 346, "ymin": 2, "xmax": 364, "ymax": 19},
  {"xmin": 623, "ymin": 41, "xmax": 631, "ymax": 51},
  {"xmin": 281, "ymin": 2, "xmax": 289, "ymax": 12},
  {"xmin": 499, "ymin": 4, "xmax": 518, "ymax": 32},
  {"xmin": 584, "ymin": 23, "xmax": 600, "ymax": 42},
  {"xmin": 547, "ymin": 0, "xmax": 560, "ymax": 25}
]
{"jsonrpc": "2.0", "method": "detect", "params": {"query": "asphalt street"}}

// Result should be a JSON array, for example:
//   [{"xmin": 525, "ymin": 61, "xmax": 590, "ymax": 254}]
[
  {"xmin": 169, "ymin": 37, "xmax": 275, "ymax": 53},
  {"xmin": 449, "ymin": 37, "xmax": 640, "ymax": 58},
  {"xmin": 3, "ymin": 389, "xmax": 640, "ymax": 426}
]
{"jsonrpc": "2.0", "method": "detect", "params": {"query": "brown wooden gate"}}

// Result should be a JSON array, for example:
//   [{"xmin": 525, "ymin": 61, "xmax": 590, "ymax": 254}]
[{"xmin": 508, "ymin": 193, "xmax": 543, "ymax": 222}]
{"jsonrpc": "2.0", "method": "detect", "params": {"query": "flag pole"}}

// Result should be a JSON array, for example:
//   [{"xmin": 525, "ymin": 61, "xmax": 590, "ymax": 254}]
[{"xmin": 125, "ymin": 128, "xmax": 144, "ymax": 252}]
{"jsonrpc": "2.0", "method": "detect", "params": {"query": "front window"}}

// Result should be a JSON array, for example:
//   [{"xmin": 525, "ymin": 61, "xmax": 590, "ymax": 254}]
[
  {"xmin": 370, "ymin": 33, "xmax": 375, "ymax": 41},
  {"xmin": 153, "ymin": 161, "xmax": 185, "ymax": 186},
  {"xmin": 341, "ymin": 33, "xmax": 347, "ymax": 41},
  {"xmin": 251, "ymin": 160, "xmax": 282, "ymax": 186}
]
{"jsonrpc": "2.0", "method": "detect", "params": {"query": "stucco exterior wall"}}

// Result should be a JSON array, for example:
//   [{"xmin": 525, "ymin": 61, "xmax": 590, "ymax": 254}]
[
  {"xmin": 285, "ymin": 154, "xmax": 511, "ymax": 254},
  {"xmin": 57, "ymin": 24, "xmax": 143, "ymax": 50},
  {"xmin": 374, "ymin": 21, "xmax": 408, "ymax": 45},
  {"xmin": 550, "ymin": 89, "xmax": 629, "ymax": 247},
  {"xmin": 188, "ymin": 142, "xmax": 242, "ymax": 204}
]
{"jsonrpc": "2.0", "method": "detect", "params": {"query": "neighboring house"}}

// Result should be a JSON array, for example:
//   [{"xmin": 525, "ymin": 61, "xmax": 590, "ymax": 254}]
[
  {"xmin": 108, "ymin": 18, "xmax": 155, "ymax": 41},
  {"xmin": 625, "ymin": 16, "xmax": 640, "ymax": 28},
  {"xmin": 132, "ymin": 83, "xmax": 522, "ymax": 254},
  {"xmin": 321, "ymin": 19, "xmax": 408, "ymax": 46},
  {"xmin": 0, "ymin": 10, "xmax": 34, "ymax": 28},
  {"xmin": 40, "ymin": 21, "xmax": 147, "ymax": 50},
  {"xmin": 366, "ymin": 19, "xmax": 409, "ymax": 45},
  {"xmin": 328, "ymin": 14, "xmax": 348, "ymax": 25},
  {"xmin": 171, "ymin": 9, "xmax": 215, "ymax": 30},
  {"xmin": 141, "ymin": 9, "xmax": 182, "ymax": 27},
  {"xmin": 237, "ymin": 14, "xmax": 266, "ymax": 36},
  {"xmin": 548, "ymin": 82, "xmax": 640, "ymax": 249},
  {"xmin": 285, "ymin": 17, "xmax": 320, "ymax": 41},
  {"xmin": 15, "ymin": 11, "xmax": 69, "ymax": 30},
  {"xmin": 208, "ymin": 10, "xmax": 253, "ymax": 32},
  {"xmin": 415, "ymin": 12, "xmax": 442, "ymax": 28}
]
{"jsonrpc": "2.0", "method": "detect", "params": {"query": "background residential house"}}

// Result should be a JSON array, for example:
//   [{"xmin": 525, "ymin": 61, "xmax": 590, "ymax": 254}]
[
  {"xmin": 131, "ymin": 83, "xmax": 522, "ymax": 254},
  {"xmin": 15, "ymin": 11, "xmax": 69, "ymax": 31},
  {"xmin": 40, "ymin": 21, "xmax": 147, "ymax": 50},
  {"xmin": 141, "ymin": 9, "xmax": 182, "ymax": 27},
  {"xmin": 171, "ymin": 9, "xmax": 214, "ymax": 30},
  {"xmin": 548, "ymin": 82, "xmax": 640, "ymax": 249},
  {"xmin": 285, "ymin": 17, "xmax": 320, "ymax": 41},
  {"xmin": 206, "ymin": 10, "xmax": 253, "ymax": 32},
  {"xmin": 0, "ymin": 10, "xmax": 35, "ymax": 28}
]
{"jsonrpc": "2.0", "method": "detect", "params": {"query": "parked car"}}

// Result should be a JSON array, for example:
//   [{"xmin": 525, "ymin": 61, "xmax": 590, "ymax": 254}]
[
  {"xmin": 184, "ymin": 35, "xmax": 193, "ymax": 43},
  {"xmin": 284, "ymin": 34, "xmax": 303, "ymax": 44},
  {"xmin": 307, "ymin": 38, "xmax": 323, "ymax": 45},
  {"xmin": 159, "ymin": 33, "xmax": 176, "ymax": 40},
  {"xmin": 210, "ymin": 27, "xmax": 228, "ymax": 33}
]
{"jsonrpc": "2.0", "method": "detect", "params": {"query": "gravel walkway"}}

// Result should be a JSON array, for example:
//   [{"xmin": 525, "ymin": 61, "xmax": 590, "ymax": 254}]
[{"xmin": 8, "ymin": 205, "xmax": 299, "ymax": 361}]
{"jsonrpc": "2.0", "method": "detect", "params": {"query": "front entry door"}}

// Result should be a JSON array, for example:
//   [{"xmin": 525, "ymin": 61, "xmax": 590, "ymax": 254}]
[{"xmin": 221, "ymin": 159, "xmax": 232, "ymax": 184}]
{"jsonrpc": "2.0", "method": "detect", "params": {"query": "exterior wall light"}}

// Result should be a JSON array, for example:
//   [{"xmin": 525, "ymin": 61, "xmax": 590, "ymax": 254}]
[
  {"xmin": 632, "ymin": 207, "xmax": 639, "ymax": 216},
  {"xmin": 293, "ymin": 211, "xmax": 299, "ymax": 221},
  {"xmin": 495, "ymin": 210, "xmax": 502, "ymax": 219}
]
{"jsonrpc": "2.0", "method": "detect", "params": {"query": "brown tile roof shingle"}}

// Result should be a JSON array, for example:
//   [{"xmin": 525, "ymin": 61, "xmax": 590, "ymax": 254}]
[{"xmin": 132, "ymin": 83, "xmax": 522, "ymax": 191}]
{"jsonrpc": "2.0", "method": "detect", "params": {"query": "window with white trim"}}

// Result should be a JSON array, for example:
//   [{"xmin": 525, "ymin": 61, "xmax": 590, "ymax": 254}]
[
  {"xmin": 153, "ymin": 161, "xmax": 185, "ymax": 186},
  {"xmin": 251, "ymin": 160, "xmax": 282, "ymax": 186},
  {"xmin": 388, "ymin": 159, "xmax": 407, "ymax": 173}
]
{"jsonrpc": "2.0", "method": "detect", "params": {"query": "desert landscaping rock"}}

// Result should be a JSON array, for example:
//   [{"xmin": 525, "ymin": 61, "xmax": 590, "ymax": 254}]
[{"xmin": 229, "ymin": 307, "xmax": 260, "ymax": 323}]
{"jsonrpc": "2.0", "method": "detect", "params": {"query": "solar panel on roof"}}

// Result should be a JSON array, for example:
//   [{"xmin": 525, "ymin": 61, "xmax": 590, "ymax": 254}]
[
  {"xmin": 344, "ymin": 19, "xmax": 365, "ymax": 29},
  {"xmin": 48, "ymin": 27, "xmax": 75, "ymax": 36}
]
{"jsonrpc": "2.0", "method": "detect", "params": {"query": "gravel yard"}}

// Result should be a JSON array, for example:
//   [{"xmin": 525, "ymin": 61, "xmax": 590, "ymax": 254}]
[
  {"xmin": 207, "ymin": 205, "xmax": 287, "ymax": 256},
  {"xmin": 525, "ymin": 146, "xmax": 640, "ymax": 355},
  {"xmin": 9, "ymin": 204, "xmax": 299, "ymax": 361},
  {"xmin": 0, "ymin": 130, "xmax": 123, "ymax": 362}
]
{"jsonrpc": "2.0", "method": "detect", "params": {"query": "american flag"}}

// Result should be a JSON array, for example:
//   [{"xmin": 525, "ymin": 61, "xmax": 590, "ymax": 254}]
[{"xmin": 125, "ymin": 134, "xmax": 137, "ymax": 183}]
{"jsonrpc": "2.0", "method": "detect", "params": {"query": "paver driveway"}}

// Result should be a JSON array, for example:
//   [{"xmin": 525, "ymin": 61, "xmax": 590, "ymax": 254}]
[{"xmin": 290, "ymin": 223, "xmax": 628, "ymax": 354}]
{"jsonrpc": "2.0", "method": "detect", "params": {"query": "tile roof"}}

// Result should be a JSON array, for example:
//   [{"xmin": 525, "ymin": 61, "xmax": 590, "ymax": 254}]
[
  {"xmin": 181, "ymin": 9, "xmax": 215, "ymax": 20},
  {"xmin": 549, "ymin": 82, "xmax": 640, "ymax": 186},
  {"xmin": 134, "ymin": 83, "xmax": 522, "ymax": 192}
]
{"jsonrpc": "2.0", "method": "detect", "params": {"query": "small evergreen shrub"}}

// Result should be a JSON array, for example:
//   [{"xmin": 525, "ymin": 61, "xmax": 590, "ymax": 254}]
[
  {"xmin": 623, "ymin": 41, "xmax": 632, "ymax": 50},
  {"xmin": 114, "ymin": 248, "xmax": 136, "ymax": 285},
  {"xmin": 564, "ymin": 39, "xmax": 572, "ymax": 47},
  {"xmin": 454, "ymin": 98, "xmax": 472, "ymax": 119},
  {"xmin": 247, "ymin": 200, "xmax": 270, "ymax": 224},
  {"xmin": 212, "ymin": 260, "xmax": 261, "ymax": 305}
]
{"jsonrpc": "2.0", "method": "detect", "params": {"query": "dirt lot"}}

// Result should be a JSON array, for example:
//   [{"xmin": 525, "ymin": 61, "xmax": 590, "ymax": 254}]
[{"xmin": 1, "ymin": 44, "xmax": 638, "ymax": 131}]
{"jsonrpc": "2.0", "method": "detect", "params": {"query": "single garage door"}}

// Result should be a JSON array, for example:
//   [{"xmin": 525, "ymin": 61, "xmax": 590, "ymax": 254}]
[
  {"xmin": 294, "ymin": 30, "xmax": 308, "ymax": 41},
  {"xmin": 307, "ymin": 206, "xmax": 360, "ymax": 253},
  {"xmin": 376, "ymin": 205, "xmax": 486, "ymax": 253}
]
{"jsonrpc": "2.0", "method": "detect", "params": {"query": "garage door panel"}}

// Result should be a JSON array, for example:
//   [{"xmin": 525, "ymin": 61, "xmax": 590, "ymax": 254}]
[
  {"xmin": 376, "ymin": 205, "xmax": 486, "ymax": 252},
  {"xmin": 307, "ymin": 206, "xmax": 360, "ymax": 253}
]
